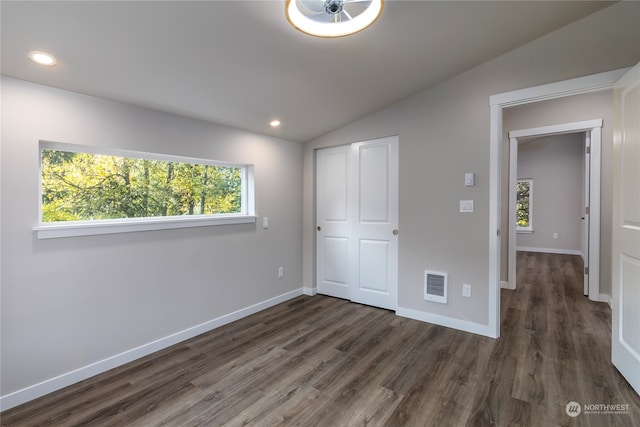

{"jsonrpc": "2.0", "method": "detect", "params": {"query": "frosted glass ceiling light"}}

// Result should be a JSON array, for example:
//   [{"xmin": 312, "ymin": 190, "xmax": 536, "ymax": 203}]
[{"xmin": 286, "ymin": 0, "xmax": 383, "ymax": 38}]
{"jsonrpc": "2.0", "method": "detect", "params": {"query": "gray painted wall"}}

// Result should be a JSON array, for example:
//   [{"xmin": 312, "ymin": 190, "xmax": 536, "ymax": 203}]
[
  {"xmin": 2, "ymin": 0, "xmax": 638, "ymax": 404},
  {"xmin": 502, "ymin": 90, "xmax": 615, "ymax": 296},
  {"xmin": 516, "ymin": 134, "xmax": 584, "ymax": 253},
  {"xmin": 0, "ymin": 78, "xmax": 303, "ymax": 396},
  {"xmin": 302, "ymin": 2, "xmax": 639, "ymax": 326}
]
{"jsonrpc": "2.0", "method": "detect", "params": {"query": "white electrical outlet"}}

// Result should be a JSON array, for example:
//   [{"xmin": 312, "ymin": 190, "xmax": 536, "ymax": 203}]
[
  {"xmin": 278, "ymin": 266, "xmax": 284, "ymax": 278},
  {"xmin": 463, "ymin": 284, "xmax": 472, "ymax": 298},
  {"xmin": 553, "ymin": 232, "xmax": 559, "ymax": 239}
]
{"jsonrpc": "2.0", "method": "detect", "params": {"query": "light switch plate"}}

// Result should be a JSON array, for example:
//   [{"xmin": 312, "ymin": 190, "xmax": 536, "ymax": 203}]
[
  {"xmin": 460, "ymin": 200, "xmax": 474, "ymax": 213},
  {"xmin": 263, "ymin": 217, "xmax": 269, "ymax": 229}
]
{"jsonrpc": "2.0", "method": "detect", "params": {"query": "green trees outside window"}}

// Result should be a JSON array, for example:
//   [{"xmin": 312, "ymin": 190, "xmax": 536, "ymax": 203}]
[
  {"xmin": 41, "ymin": 147, "xmax": 244, "ymax": 223},
  {"xmin": 516, "ymin": 179, "xmax": 533, "ymax": 231}
]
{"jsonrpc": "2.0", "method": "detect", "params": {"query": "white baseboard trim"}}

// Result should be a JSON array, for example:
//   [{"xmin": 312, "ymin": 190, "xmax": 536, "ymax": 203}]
[
  {"xmin": 302, "ymin": 287, "xmax": 317, "ymax": 296},
  {"xmin": 500, "ymin": 280, "xmax": 512, "ymax": 289},
  {"xmin": 396, "ymin": 306, "xmax": 494, "ymax": 339},
  {"xmin": 0, "ymin": 288, "xmax": 304, "ymax": 412},
  {"xmin": 590, "ymin": 293, "xmax": 611, "ymax": 306},
  {"xmin": 516, "ymin": 247, "xmax": 582, "ymax": 256}
]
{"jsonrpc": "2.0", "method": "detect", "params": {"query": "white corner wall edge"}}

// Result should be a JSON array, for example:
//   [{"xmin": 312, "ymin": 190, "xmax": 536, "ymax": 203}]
[
  {"xmin": 302, "ymin": 287, "xmax": 317, "ymax": 296},
  {"xmin": 0, "ymin": 287, "xmax": 306, "ymax": 411},
  {"xmin": 396, "ymin": 306, "xmax": 495, "ymax": 338}
]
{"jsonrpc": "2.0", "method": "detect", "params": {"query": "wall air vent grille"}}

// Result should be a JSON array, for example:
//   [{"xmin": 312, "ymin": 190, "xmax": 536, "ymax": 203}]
[{"xmin": 424, "ymin": 270, "xmax": 448, "ymax": 304}]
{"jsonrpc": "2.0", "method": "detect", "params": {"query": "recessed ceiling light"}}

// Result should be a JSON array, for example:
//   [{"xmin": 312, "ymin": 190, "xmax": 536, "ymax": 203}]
[
  {"xmin": 285, "ymin": 0, "xmax": 383, "ymax": 38},
  {"xmin": 28, "ymin": 51, "xmax": 57, "ymax": 67},
  {"xmin": 270, "ymin": 120, "xmax": 281, "ymax": 127}
]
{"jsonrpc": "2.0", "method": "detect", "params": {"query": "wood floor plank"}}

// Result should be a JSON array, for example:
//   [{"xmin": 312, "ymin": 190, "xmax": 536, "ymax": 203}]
[
  {"xmin": 229, "ymin": 384, "xmax": 323, "ymax": 426},
  {"xmin": 507, "ymin": 397, "xmax": 532, "ymax": 427},
  {"xmin": 511, "ymin": 330, "xmax": 547, "ymax": 405},
  {"xmin": 337, "ymin": 386, "xmax": 403, "ymax": 427},
  {"xmin": 2, "ymin": 252, "xmax": 640, "ymax": 426}
]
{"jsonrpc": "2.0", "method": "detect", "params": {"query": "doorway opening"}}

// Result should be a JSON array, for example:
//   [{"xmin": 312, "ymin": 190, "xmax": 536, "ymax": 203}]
[
  {"xmin": 487, "ymin": 68, "xmax": 628, "ymax": 339},
  {"xmin": 506, "ymin": 121, "xmax": 602, "ymax": 301}
]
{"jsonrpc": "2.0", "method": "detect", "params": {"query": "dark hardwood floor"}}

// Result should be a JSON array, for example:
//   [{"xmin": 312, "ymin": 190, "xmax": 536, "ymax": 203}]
[{"xmin": 2, "ymin": 252, "xmax": 639, "ymax": 426}]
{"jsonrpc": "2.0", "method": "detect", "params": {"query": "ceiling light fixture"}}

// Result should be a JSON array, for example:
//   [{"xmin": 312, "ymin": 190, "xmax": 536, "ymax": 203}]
[
  {"xmin": 270, "ymin": 120, "xmax": 281, "ymax": 127},
  {"xmin": 28, "ymin": 51, "xmax": 57, "ymax": 67},
  {"xmin": 285, "ymin": 0, "xmax": 383, "ymax": 38}
]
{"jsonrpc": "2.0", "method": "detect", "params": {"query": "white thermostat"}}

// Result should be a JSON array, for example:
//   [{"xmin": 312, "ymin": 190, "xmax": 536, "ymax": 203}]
[{"xmin": 465, "ymin": 173, "xmax": 475, "ymax": 186}]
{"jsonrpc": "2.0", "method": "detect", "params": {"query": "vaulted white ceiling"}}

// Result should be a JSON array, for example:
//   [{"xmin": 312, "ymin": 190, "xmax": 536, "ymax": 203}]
[{"xmin": 1, "ymin": 1, "xmax": 614, "ymax": 142}]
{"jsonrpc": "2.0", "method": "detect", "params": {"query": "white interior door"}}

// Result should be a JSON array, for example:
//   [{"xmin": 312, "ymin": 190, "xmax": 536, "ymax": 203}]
[
  {"xmin": 349, "ymin": 137, "xmax": 399, "ymax": 310},
  {"xmin": 316, "ymin": 136, "xmax": 399, "ymax": 310},
  {"xmin": 612, "ymin": 63, "xmax": 640, "ymax": 395},
  {"xmin": 316, "ymin": 145, "xmax": 351, "ymax": 300}
]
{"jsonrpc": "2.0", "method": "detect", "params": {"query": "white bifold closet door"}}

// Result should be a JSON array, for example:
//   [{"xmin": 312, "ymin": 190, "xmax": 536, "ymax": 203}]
[{"xmin": 316, "ymin": 136, "xmax": 398, "ymax": 310}]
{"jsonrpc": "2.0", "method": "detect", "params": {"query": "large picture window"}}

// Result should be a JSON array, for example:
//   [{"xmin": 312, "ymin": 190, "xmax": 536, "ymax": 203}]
[
  {"xmin": 516, "ymin": 178, "xmax": 533, "ymax": 232},
  {"xmin": 37, "ymin": 142, "xmax": 255, "ymax": 238}
]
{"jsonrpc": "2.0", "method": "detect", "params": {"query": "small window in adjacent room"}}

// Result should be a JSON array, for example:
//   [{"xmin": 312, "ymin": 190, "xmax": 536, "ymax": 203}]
[
  {"xmin": 36, "ymin": 141, "xmax": 255, "ymax": 238},
  {"xmin": 516, "ymin": 178, "xmax": 533, "ymax": 233}
]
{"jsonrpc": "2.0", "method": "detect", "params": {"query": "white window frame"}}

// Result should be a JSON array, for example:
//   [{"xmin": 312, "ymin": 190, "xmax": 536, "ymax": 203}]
[
  {"xmin": 34, "ymin": 141, "xmax": 256, "ymax": 239},
  {"xmin": 516, "ymin": 178, "xmax": 533, "ymax": 233}
]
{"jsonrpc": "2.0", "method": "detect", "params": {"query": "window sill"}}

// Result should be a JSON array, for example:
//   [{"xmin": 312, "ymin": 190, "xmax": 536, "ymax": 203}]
[
  {"xmin": 516, "ymin": 229, "xmax": 534, "ymax": 234},
  {"xmin": 34, "ymin": 215, "xmax": 257, "ymax": 239}
]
